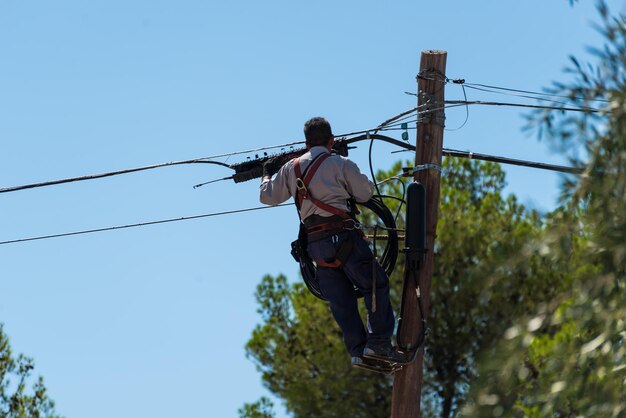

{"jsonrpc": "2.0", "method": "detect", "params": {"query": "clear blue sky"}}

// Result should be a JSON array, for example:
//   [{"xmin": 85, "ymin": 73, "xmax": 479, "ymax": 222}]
[{"xmin": 1, "ymin": 1, "xmax": 622, "ymax": 417}]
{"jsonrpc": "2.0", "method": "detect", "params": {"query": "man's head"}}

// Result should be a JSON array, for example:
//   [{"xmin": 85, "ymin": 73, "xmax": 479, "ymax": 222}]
[{"xmin": 304, "ymin": 117, "xmax": 334, "ymax": 148}]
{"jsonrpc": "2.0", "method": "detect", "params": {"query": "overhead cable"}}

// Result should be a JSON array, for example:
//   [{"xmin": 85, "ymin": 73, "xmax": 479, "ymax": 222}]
[
  {"xmin": 441, "ymin": 148, "xmax": 582, "ymax": 174},
  {"xmin": 460, "ymin": 82, "xmax": 610, "ymax": 103},
  {"xmin": 0, "ymin": 204, "xmax": 293, "ymax": 246},
  {"xmin": 345, "ymin": 132, "xmax": 580, "ymax": 174},
  {"xmin": 444, "ymin": 100, "xmax": 605, "ymax": 114},
  {"xmin": 461, "ymin": 84, "xmax": 594, "ymax": 109},
  {"xmin": 0, "ymin": 159, "xmax": 230, "ymax": 194},
  {"xmin": 0, "ymin": 107, "xmax": 421, "ymax": 195},
  {"xmin": 418, "ymin": 73, "xmax": 610, "ymax": 104}
]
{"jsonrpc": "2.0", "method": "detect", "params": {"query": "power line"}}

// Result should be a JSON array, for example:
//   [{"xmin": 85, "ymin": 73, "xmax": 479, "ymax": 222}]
[
  {"xmin": 0, "ymin": 146, "xmax": 583, "ymax": 246},
  {"xmin": 391, "ymin": 145, "xmax": 583, "ymax": 174},
  {"xmin": 442, "ymin": 148, "xmax": 583, "ymax": 174},
  {"xmin": 0, "ymin": 159, "xmax": 230, "ymax": 194},
  {"xmin": 461, "ymin": 84, "xmax": 591, "ymax": 108},
  {"xmin": 0, "ymin": 204, "xmax": 293, "ymax": 246},
  {"xmin": 444, "ymin": 100, "xmax": 605, "ymax": 114},
  {"xmin": 0, "ymin": 100, "xmax": 593, "ymax": 196},
  {"xmin": 418, "ymin": 74, "xmax": 610, "ymax": 104},
  {"xmin": 0, "ymin": 107, "xmax": 422, "ymax": 195},
  {"xmin": 459, "ymin": 81, "xmax": 610, "ymax": 103},
  {"xmin": 0, "ymin": 141, "xmax": 312, "ymax": 194}
]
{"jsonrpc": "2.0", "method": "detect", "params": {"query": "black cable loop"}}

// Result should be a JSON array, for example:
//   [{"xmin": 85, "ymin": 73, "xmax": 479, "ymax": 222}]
[
  {"xmin": 445, "ymin": 84, "xmax": 470, "ymax": 131},
  {"xmin": 300, "ymin": 197, "xmax": 399, "ymax": 301},
  {"xmin": 395, "ymin": 256, "xmax": 427, "ymax": 360}
]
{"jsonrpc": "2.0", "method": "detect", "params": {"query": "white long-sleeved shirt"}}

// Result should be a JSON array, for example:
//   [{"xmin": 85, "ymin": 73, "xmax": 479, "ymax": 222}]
[{"xmin": 259, "ymin": 146, "xmax": 375, "ymax": 220}]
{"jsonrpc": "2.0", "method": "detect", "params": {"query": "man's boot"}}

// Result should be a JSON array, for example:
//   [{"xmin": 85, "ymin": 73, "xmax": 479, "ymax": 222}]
[{"xmin": 363, "ymin": 344, "xmax": 407, "ymax": 364}]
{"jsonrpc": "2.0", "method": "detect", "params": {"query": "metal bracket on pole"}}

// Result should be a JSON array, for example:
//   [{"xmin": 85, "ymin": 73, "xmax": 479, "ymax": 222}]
[
  {"xmin": 400, "ymin": 164, "xmax": 442, "ymax": 178},
  {"xmin": 413, "ymin": 163, "xmax": 442, "ymax": 174}
]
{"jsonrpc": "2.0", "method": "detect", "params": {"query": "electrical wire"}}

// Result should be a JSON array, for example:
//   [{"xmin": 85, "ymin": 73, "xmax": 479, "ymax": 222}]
[
  {"xmin": 368, "ymin": 135, "xmax": 384, "ymax": 198},
  {"xmin": 365, "ymin": 105, "xmax": 431, "ymax": 200},
  {"xmin": 389, "ymin": 146, "xmax": 583, "ymax": 175},
  {"xmin": 346, "ymin": 132, "xmax": 582, "ymax": 176},
  {"xmin": 0, "ymin": 107, "xmax": 422, "ymax": 195},
  {"xmin": 374, "ymin": 103, "xmax": 430, "ymax": 130},
  {"xmin": 0, "ymin": 160, "xmax": 231, "ymax": 194},
  {"xmin": 368, "ymin": 104, "xmax": 470, "ymax": 132},
  {"xmin": 460, "ymin": 82, "xmax": 610, "ymax": 103},
  {"xmin": 0, "ymin": 100, "xmax": 591, "ymax": 198},
  {"xmin": 376, "ymin": 175, "xmax": 408, "ymax": 224},
  {"xmin": 417, "ymin": 74, "xmax": 610, "ymax": 104},
  {"xmin": 0, "ymin": 204, "xmax": 293, "ymax": 246},
  {"xmin": 461, "ymin": 84, "xmax": 602, "ymax": 108},
  {"xmin": 201, "ymin": 141, "xmax": 306, "ymax": 160},
  {"xmin": 445, "ymin": 84, "xmax": 470, "ymax": 131},
  {"xmin": 444, "ymin": 100, "xmax": 605, "ymax": 114},
  {"xmin": 442, "ymin": 148, "xmax": 583, "ymax": 174}
]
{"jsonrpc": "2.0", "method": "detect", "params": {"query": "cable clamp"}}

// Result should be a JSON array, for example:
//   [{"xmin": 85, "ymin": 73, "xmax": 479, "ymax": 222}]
[
  {"xmin": 398, "ymin": 164, "xmax": 441, "ymax": 177},
  {"xmin": 413, "ymin": 163, "xmax": 442, "ymax": 175},
  {"xmin": 417, "ymin": 107, "xmax": 446, "ymax": 127}
]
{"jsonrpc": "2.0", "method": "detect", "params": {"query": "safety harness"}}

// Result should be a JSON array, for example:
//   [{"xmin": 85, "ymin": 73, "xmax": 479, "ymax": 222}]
[{"xmin": 293, "ymin": 152, "xmax": 359, "ymax": 268}]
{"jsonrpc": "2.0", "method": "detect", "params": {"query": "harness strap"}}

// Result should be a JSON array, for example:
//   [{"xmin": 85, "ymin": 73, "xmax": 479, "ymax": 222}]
[
  {"xmin": 315, "ymin": 235, "xmax": 355, "ymax": 268},
  {"xmin": 293, "ymin": 151, "xmax": 357, "ymax": 269},
  {"xmin": 306, "ymin": 219, "xmax": 358, "ymax": 235},
  {"xmin": 294, "ymin": 153, "xmax": 350, "ymax": 220}
]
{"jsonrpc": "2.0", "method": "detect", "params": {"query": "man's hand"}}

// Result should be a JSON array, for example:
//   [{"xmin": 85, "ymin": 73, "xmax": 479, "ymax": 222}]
[{"xmin": 262, "ymin": 157, "xmax": 282, "ymax": 178}]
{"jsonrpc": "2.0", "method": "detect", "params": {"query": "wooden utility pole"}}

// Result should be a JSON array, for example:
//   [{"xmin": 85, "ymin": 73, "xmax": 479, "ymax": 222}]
[{"xmin": 391, "ymin": 50, "xmax": 447, "ymax": 418}]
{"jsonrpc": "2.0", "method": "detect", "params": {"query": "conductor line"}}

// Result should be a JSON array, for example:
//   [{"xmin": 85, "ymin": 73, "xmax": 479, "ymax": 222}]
[
  {"xmin": 0, "ymin": 159, "xmax": 231, "ymax": 194},
  {"xmin": 460, "ymin": 82, "xmax": 610, "ymax": 103},
  {"xmin": 419, "ymin": 75, "xmax": 610, "ymax": 104},
  {"xmin": 0, "ymin": 204, "xmax": 293, "ymax": 245},
  {"xmin": 461, "ymin": 84, "xmax": 603, "ymax": 108},
  {"xmin": 0, "ymin": 144, "xmax": 305, "ymax": 194},
  {"xmin": 444, "ymin": 100, "xmax": 605, "ymax": 114},
  {"xmin": 0, "ymin": 106, "xmax": 421, "ymax": 195}
]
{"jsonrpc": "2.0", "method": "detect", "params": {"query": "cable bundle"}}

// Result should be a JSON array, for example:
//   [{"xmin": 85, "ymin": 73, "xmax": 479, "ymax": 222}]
[{"xmin": 300, "ymin": 197, "xmax": 399, "ymax": 301}]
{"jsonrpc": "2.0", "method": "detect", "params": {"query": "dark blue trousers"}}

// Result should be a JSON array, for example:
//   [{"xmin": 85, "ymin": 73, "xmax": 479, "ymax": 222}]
[{"xmin": 307, "ymin": 230, "xmax": 395, "ymax": 357}]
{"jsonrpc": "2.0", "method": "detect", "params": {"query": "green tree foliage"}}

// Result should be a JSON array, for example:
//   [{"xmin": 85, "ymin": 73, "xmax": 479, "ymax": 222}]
[
  {"xmin": 244, "ymin": 158, "xmax": 562, "ymax": 417},
  {"xmin": 0, "ymin": 324, "xmax": 61, "ymax": 418},
  {"xmin": 239, "ymin": 397, "xmax": 276, "ymax": 418},
  {"xmin": 244, "ymin": 274, "xmax": 392, "ymax": 418},
  {"xmin": 425, "ymin": 161, "xmax": 577, "ymax": 418},
  {"xmin": 463, "ymin": 2, "xmax": 626, "ymax": 417}
]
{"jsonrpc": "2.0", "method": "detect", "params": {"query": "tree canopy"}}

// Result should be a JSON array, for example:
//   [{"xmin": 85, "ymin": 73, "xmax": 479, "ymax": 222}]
[
  {"xmin": 463, "ymin": 2, "xmax": 626, "ymax": 417},
  {"xmin": 0, "ymin": 324, "xmax": 61, "ymax": 418},
  {"xmin": 242, "ymin": 4, "xmax": 626, "ymax": 415},
  {"xmin": 241, "ymin": 157, "xmax": 565, "ymax": 418}
]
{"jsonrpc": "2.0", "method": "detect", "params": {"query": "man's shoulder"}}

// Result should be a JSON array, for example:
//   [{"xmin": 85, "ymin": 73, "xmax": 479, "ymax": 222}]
[
  {"xmin": 330, "ymin": 154, "xmax": 358, "ymax": 167},
  {"xmin": 328, "ymin": 153, "xmax": 351, "ymax": 162}
]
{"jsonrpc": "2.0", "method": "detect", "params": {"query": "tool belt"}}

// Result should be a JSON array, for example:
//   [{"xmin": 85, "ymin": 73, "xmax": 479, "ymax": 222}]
[
  {"xmin": 302, "ymin": 214, "xmax": 361, "ymax": 268},
  {"xmin": 304, "ymin": 214, "xmax": 359, "ymax": 242}
]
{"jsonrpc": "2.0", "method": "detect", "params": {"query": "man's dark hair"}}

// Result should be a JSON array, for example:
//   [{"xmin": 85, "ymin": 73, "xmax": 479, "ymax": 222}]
[{"xmin": 304, "ymin": 117, "xmax": 333, "ymax": 147}]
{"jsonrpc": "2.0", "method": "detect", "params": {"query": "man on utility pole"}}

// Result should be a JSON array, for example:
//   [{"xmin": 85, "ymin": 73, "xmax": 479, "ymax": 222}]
[
  {"xmin": 391, "ymin": 50, "xmax": 447, "ymax": 418},
  {"xmin": 259, "ymin": 117, "xmax": 405, "ymax": 372}
]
